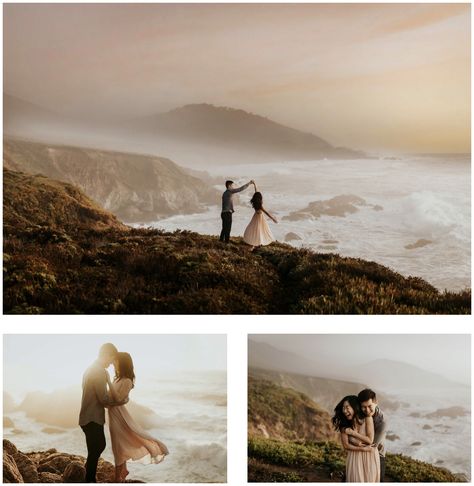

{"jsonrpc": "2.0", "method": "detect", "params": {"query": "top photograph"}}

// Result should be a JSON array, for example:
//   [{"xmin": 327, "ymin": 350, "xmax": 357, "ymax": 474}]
[{"xmin": 3, "ymin": 3, "xmax": 470, "ymax": 315}]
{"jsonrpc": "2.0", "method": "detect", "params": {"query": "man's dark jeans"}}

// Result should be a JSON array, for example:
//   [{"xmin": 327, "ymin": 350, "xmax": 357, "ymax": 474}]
[
  {"xmin": 220, "ymin": 211, "xmax": 232, "ymax": 242},
  {"xmin": 380, "ymin": 455, "xmax": 385, "ymax": 482},
  {"xmin": 81, "ymin": 422, "xmax": 106, "ymax": 483}
]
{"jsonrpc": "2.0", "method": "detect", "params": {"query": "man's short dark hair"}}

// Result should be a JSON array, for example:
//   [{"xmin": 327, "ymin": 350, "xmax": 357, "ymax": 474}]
[
  {"xmin": 225, "ymin": 180, "xmax": 234, "ymax": 189},
  {"xmin": 358, "ymin": 388, "xmax": 377, "ymax": 403},
  {"xmin": 99, "ymin": 342, "xmax": 118, "ymax": 358}
]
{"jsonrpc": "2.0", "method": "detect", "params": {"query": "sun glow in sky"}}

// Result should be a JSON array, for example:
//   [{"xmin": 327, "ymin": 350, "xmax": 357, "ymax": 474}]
[
  {"xmin": 4, "ymin": 3, "xmax": 470, "ymax": 153},
  {"xmin": 3, "ymin": 335, "xmax": 226, "ymax": 397}
]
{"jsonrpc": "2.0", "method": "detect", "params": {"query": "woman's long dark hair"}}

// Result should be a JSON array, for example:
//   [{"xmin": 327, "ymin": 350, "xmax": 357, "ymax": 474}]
[
  {"xmin": 332, "ymin": 395, "xmax": 362, "ymax": 432},
  {"xmin": 250, "ymin": 191, "xmax": 263, "ymax": 210},
  {"xmin": 114, "ymin": 352, "xmax": 135, "ymax": 387}
]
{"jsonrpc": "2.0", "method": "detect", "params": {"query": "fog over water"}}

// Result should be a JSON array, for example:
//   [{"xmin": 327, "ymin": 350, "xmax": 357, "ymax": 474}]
[{"xmin": 147, "ymin": 155, "xmax": 470, "ymax": 291}]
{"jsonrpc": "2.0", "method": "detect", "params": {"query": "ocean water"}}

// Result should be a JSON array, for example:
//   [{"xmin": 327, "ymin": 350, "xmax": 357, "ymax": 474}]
[
  {"xmin": 148, "ymin": 157, "xmax": 470, "ymax": 291},
  {"xmin": 382, "ymin": 387, "xmax": 470, "ymax": 479},
  {"xmin": 4, "ymin": 370, "xmax": 227, "ymax": 483}
]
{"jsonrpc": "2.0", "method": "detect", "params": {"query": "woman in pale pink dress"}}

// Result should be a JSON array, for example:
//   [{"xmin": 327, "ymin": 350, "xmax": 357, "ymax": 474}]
[
  {"xmin": 332, "ymin": 395, "xmax": 380, "ymax": 482},
  {"xmin": 106, "ymin": 352, "xmax": 169, "ymax": 482},
  {"xmin": 243, "ymin": 184, "xmax": 278, "ymax": 251}
]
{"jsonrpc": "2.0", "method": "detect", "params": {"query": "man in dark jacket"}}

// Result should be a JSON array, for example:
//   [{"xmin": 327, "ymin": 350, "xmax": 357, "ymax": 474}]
[{"xmin": 219, "ymin": 179, "xmax": 254, "ymax": 243}]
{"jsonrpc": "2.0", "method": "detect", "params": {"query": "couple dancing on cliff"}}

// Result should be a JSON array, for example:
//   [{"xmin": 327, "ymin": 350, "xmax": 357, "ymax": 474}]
[
  {"xmin": 79, "ymin": 343, "xmax": 168, "ymax": 483},
  {"xmin": 332, "ymin": 388, "xmax": 387, "ymax": 483},
  {"xmin": 219, "ymin": 179, "xmax": 278, "ymax": 250}
]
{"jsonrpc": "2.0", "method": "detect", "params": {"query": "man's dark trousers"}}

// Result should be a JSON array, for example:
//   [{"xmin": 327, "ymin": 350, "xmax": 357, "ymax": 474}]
[
  {"xmin": 220, "ymin": 212, "xmax": 232, "ymax": 242},
  {"xmin": 380, "ymin": 455, "xmax": 385, "ymax": 482},
  {"xmin": 81, "ymin": 422, "xmax": 106, "ymax": 482}
]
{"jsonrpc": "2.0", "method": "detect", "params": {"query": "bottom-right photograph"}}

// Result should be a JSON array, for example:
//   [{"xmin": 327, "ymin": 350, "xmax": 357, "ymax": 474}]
[{"xmin": 248, "ymin": 334, "xmax": 470, "ymax": 483}]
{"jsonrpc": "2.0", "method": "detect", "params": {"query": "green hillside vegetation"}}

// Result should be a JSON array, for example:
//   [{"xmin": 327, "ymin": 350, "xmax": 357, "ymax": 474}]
[
  {"xmin": 248, "ymin": 437, "xmax": 465, "ymax": 482},
  {"xmin": 248, "ymin": 377, "xmax": 337, "ymax": 441},
  {"xmin": 4, "ymin": 169, "xmax": 470, "ymax": 314}
]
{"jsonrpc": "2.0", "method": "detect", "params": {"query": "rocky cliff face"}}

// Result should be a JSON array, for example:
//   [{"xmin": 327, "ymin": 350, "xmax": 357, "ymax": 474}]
[
  {"xmin": 4, "ymin": 138, "xmax": 218, "ymax": 223},
  {"xmin": 3, "ymin": 440, "xmax": 143, "ymax": 483},
  {"xmin": 249, "ymin": 368, "xmax": 369, "ymax": 414},
  {"xmin": 248, "ymin": 377, "xmax": 337, "ymax": 442}
]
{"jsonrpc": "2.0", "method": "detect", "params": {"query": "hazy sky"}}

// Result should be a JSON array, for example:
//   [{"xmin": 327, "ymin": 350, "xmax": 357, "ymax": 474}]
[
  {"xmin": 4, "ymin": 3, "xmax": 470, "ymax": 153},
  {"xmin": 4, "ymin": 334, "xmax": 226, "ymax": 396},
  {"xmin": 250, "ymin": 334, "xmax": 470, "ymax": 385}
]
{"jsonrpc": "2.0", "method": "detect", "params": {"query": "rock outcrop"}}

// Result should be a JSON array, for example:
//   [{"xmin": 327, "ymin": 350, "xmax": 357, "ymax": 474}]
[
  {"xmin": 283, "ymin": 194, "xmax": 382, "ymax": 221},
  {"xmin": 405, "ymin": 239, "xmax": 433, "ymax": 250},
  {"xmin": 3, "ymin": 440, "xmax": 144, "ymax": 483}
]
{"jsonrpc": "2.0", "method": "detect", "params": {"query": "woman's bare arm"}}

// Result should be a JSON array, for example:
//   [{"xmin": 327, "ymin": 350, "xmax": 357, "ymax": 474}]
[
  {"xmin": 341, "ymin": 432, "xmax": 374, "ymax": 451},
  {"xmin": 262, "ymin": 207, "xmax": 278, "ymax": 223}
]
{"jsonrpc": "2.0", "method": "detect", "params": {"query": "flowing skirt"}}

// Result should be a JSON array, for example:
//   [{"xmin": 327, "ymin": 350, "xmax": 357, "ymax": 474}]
[
  {"xmin": 243, "ymin": 211, "xmax": 274, "ymax": 246},
  {"xmin": 346, "ymin": 448, "xmax": 380, "ymax": 482},
  {"xmin": 108, "ymin": 405, "xmax": 169, "ymax": 466}
]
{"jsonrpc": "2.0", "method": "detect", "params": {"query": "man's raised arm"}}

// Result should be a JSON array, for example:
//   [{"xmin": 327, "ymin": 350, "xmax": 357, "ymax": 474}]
[{"xmin": 229, "ymin": 181, "xmax": 253, "ymax": 194}]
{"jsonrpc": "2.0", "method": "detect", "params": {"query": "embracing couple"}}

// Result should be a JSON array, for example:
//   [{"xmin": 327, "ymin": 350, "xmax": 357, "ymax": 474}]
[
  {"xmin": 332, "ymin": 388, "xmax": 387, "ymax": 483},
  {"xmin": 219, "ymin": 179, "xmax": 278, "ymax": 251},
  {"xmin": 79, "ymin": 343, "xmax": 168, "ymax": 483}
]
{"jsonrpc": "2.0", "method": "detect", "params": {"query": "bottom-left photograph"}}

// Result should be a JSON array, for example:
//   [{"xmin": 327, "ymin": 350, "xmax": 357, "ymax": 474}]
[{"xmin": 3, "ymin": 334, "xmax": 227, "ymax": 483}]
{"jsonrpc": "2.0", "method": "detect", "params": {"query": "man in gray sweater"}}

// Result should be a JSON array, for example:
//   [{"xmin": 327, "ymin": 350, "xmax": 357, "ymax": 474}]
[
  {"xmin": 358, "ymin": 388, "xmax": 387, "ymax": 482},
  {"xmin": 79, "ymin": 343, "xmax": 127, "ymax": 482},
  {"xmin": 219, "ymin": 179, "xmax": 254, "ymax": 243}
]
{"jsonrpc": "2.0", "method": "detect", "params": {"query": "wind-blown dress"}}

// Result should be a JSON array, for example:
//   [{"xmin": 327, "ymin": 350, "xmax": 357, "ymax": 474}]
[
  {"xmin": 243, "ymin": 209, "xmax": 275, "ymax": 246},
  {"xmin": 346, "ymin": 420, "xmax": 380, "ymax": 482},
  {"xmin": 107, "ymin": 378, "xmax": 169, "ymax": 466}
]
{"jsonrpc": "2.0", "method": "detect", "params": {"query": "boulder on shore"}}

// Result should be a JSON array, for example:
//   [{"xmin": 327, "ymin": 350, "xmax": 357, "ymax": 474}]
[
  {"xmin": 3, "ymin": 439, "xmax": 145, "ymax": 483},
  {"xmin": 284, "ymin": 232, "xmax": 302, "ymax": 242}
]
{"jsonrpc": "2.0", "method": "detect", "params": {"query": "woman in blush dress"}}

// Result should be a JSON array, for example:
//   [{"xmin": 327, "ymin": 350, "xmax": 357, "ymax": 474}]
[
  {"xmin": 243, "ymin": 184, "xmax": 278, "ymax": 251},
  {"xmin": 106, "ymin": 352, "xmax": 169, "ymax": 482},
  {"xmin": 332, "ymin": 395, "xmax": 380, "ymax": 483}
]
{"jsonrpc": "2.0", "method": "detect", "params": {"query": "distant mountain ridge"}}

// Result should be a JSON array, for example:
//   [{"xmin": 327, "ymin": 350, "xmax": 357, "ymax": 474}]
[
  {"xmin": 351, "ymin": 358, "xmax": 467, "ymax": 390},
  {"xmin": 128, "ymin": 103, "xmax": 365, "ymax": 162},
  {"xmin": 4, "ymin": 93, "xmax": 365, "ymax": 165},
  {"xmin": 248, "ymin": 340, "xmax": 464, "ymax": 393}
]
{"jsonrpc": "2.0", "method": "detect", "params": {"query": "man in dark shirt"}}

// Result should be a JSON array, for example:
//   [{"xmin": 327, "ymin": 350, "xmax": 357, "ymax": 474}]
[{"xmin": 219, "ymin": 179, "xmax": 254, "ymax": 243}]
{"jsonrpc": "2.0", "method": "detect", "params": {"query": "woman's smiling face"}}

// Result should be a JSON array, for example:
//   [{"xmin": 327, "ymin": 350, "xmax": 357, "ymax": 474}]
[{"xmin": 342, "ymin": 400, "xmax": 355, "ymax": 421}]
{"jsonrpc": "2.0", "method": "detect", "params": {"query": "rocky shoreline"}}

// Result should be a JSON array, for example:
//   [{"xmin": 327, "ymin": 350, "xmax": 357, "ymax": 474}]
[{"xmin": 3, "ymin": 439, "xmax": 143, "ymax": 483}]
